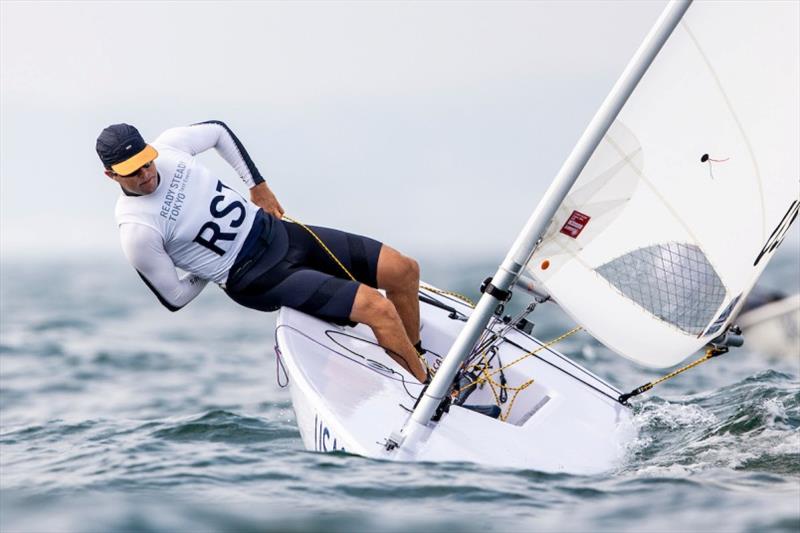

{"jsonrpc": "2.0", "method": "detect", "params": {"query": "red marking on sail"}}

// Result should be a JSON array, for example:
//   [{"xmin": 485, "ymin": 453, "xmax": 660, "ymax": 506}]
[{"xmin": 560, "ymin": 211, "xmax": 591, "ymax": 239}]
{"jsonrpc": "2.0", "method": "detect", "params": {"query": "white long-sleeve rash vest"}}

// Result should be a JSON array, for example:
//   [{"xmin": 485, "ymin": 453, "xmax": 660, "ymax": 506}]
[{"xmin": 115, "ymin": 121, "xmax": 264, "ymax": 311}]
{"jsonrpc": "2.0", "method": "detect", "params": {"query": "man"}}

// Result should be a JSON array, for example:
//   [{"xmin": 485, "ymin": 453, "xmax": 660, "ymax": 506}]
[{"xmin": 96, "ymin": 121, "xmax": 427, "ymax": 383}]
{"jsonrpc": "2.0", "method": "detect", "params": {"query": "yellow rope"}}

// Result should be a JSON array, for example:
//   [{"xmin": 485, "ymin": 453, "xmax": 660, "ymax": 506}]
[
  {"xmin": 651, "ymin": 349, "xmax": 716, "ymax": 387},
  {"xmin": 468, "ymin": 349, "xmax": 536, "ymax": 422},
  {"xmin": 285, "ymin": 216, "xmax": 474, "ymax": 312},
  {"xmin": 477, "ymin": 350, "xmax": 502, "ymax": 406},
  {"xmin": 461, "ymin": 326, "xmax": 583, "ymax": 390},
  {"xmin": 284, "ymin": 215, "xmax": 431, "ymax": 372},
  {"xmin": 619, "ymin": 345, "xmax": 730, "ymax": 403},
  {"xmin": 283, "ymin": 215, "xmax": 356, "ymax": 281},
  {"xmin": 501, "ymin": 380, "xmax": 535, "ymax": 422},
  {"xmin": 421, "ymin": 284, "xmax": 476, "ymax": 308},
  {"xmin": 454, "ymin": 326, "xmax": 583, "ymax": 420}
]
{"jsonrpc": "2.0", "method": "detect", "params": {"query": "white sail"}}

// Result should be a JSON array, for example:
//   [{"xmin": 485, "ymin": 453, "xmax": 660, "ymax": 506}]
[{"xmin": 527, "ymin": 1, "xmax": 800, "ymax": 368}]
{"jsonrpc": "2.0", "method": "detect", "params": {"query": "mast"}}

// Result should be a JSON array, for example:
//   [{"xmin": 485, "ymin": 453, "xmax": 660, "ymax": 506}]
[{"xmin": 387, "ymin": 0, "xmax": 693, "ymax": 452}]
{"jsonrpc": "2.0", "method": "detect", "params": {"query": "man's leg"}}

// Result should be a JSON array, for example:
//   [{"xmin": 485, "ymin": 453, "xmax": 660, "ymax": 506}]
[
  {"xmin": 285, "ymin": 222, "xmax": 420, "ymax": 344},
  {"xmin": 375, "ymin": 246, "xmax": 421, "ymax": 346},
  {"xmin": 350, "ymin": 285, "xmax": 427, "ymax": 383}
]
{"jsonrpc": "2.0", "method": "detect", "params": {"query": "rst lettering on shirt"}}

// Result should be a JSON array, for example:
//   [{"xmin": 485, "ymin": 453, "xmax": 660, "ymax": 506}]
[
  {"xmin": 160, "ymin": 161, "xmax": 190, "ymax": 221},
  {"xmin": 193, "ymin": 180, "xmax": 247, "ymax": 256}
]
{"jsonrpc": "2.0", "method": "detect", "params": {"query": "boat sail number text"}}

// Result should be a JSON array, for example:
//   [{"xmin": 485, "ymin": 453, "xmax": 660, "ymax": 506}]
[{"xmin": 314, "ymin": 414, "xmax": 346, "ymax": 453}]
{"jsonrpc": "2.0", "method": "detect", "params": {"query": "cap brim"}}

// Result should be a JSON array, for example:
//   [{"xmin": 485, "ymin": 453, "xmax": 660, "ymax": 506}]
[{"xmin": 111, "ymin": 144, "xmax": 158, "ymax": 175}]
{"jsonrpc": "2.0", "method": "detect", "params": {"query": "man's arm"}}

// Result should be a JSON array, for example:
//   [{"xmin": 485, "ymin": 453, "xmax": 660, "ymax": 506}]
[
  {"xmin": 120, "ymin": 223, "xmax": 208, "ymax": 311},
  {"xmin": 153, "ymin": 121, "xmax": 284, "ymax": 218}
]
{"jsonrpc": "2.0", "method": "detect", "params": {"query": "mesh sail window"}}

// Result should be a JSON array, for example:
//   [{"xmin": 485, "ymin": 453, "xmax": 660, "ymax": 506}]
[
  {"xmin": 596, "ymin": 243, "xmax": 726, "ymax": 335},
  {"xmin": 526, "ymin": 2, "xmax": 800, "ymax": 368}
]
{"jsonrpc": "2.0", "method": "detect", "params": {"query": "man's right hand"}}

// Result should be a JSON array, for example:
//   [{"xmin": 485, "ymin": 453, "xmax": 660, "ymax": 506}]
[{"xmin": 250, "ymin": 182, "xmax": 285, "ymax": 219}]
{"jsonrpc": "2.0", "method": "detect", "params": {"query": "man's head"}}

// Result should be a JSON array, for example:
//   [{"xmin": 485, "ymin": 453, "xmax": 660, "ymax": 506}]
[{"xmin": 96, "ymin": 123, "xmax": 159, "ymax": 195}]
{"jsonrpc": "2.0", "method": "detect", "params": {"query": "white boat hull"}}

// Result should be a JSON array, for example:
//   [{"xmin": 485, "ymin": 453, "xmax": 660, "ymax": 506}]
[{"xmin": 275, "ymin": 286, "xmax": 634, "ymax": 474}]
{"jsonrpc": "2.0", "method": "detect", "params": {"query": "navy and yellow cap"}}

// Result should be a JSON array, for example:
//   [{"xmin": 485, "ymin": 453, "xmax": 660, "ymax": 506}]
[{"xmin": 96, "ymin": 123, "xmax": 158, "ymax": 175}]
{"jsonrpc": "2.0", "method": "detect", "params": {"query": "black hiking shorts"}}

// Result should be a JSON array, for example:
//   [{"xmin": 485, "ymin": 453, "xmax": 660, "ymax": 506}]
[{"xmin": 224, "ymin": 210, "xmax": 383, "ymax": 324}]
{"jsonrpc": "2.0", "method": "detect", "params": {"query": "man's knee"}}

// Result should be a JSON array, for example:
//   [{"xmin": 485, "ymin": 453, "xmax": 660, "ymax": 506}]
[
  {"xmin": 351, "ymin": 286, "xmax": 400, "ymax": 326},
  {"xmin": 405, "ymin": 257, "xmax": 420, "ymax": 284},
  {"xmin": 377, "ymin": 246, "xmax": 419, "ymax": 290},
  {"xmin": 390, "ymin": 255, "xmax": 420, "ymax": 290}
]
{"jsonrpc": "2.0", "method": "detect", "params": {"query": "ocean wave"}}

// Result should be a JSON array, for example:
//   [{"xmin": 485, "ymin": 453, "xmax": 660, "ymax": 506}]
[{"xmin": 151, "ymin": 410, "xmax": 297, "ymax": 444}]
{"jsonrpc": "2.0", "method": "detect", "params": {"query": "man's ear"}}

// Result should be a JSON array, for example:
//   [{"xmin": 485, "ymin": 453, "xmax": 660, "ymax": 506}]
[{"xmin": 104, "ymin": 169, "xmax": 118, "ymax": 181}]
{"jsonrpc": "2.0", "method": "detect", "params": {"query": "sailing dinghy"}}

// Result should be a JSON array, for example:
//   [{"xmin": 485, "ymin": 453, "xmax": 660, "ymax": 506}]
[
  {"xmin": 277, "ymin": 286, "xmax": 630, "ymax": 473},
  {"xmin": 275, "ymin": 0, "xmax": 799, "ymax": 473}
]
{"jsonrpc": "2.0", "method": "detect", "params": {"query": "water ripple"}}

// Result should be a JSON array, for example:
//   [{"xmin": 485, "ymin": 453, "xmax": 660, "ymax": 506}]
[
  {"xmin": 2, "ymin": 257, "xmax": 799, "ymax": 532},
  {"xmin": 151, "ymin": 410, "xmax": 297, "ymax": 444}
]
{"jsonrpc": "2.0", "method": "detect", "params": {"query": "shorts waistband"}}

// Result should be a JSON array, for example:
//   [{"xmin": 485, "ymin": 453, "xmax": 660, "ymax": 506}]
[
  {"xmin": 223, "ymin": 210, "xmax": 288, "ymax": 292},
  {"xmin": 224, "ymin": 210, "xmax": 273, "ymax": 289}
]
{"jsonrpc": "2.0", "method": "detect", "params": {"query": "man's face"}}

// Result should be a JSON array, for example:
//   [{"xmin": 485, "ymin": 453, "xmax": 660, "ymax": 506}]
[{"xmin": 105, "ymin": 160, "xmax": 159, "ymax": 195}]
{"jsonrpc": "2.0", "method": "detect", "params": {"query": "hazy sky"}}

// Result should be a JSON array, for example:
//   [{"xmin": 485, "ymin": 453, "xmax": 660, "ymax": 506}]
[{"xmin": 2, "ymin": 0, "xmax": 797, "ymax": 264}]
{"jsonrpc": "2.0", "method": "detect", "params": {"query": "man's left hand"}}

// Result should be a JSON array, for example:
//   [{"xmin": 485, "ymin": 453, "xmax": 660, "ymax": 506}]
[{"xmin": 250, "ymin": 182, "xmax": 284, "ymax": 219}]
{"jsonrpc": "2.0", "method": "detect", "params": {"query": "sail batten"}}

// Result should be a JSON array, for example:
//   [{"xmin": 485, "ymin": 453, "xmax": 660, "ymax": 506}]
[{"xmin": 527, "ymin": 1, "xmax": 800, "ymax": 368}]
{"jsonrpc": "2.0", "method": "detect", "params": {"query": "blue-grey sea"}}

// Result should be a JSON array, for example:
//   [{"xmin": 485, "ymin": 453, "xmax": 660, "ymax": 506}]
[{"xmin": 1, "ymin": 248, "xmax": 799, "ymax": 533}]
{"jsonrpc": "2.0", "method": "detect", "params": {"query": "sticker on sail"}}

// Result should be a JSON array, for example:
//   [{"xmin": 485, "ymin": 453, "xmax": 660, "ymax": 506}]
[
  {"xmin": 560, "ymin": 210, "xmax": 591, "ymax": 239},
  {"xmin": 701, "ymin": 293, "xmax": 742, "ymax": 338}
]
